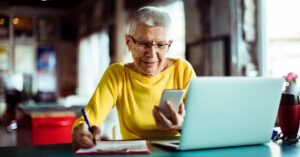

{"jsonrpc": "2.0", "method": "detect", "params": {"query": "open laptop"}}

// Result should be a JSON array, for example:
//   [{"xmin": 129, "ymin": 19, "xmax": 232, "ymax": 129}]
[{"xmin": 152, "ymin": 77, "xmax": 284, "ymax": 150}]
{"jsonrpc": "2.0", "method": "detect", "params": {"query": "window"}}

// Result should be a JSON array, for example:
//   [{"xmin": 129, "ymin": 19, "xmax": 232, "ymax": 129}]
[
  {"xmin": 78, "ymin": 30, "xmax": 110, "ymax": 97},
  {"xmin": 159, "ymin": 0, "xmax": 186, "ymax": 59},
  {"xmin": 266, "ymin": 0, "xmax": 300, "ymax": 85}
]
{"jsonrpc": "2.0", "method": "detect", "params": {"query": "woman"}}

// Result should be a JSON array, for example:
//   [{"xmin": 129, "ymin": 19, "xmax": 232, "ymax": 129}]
[{"xmin": 72, "ymin": 6, "xmax": 196, "ymax": 148}]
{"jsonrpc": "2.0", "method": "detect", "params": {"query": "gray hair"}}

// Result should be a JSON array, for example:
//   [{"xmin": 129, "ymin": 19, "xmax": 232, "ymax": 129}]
[{"xmin": 128, "ymin": 6, "xmax": 171, "ymax": 35}]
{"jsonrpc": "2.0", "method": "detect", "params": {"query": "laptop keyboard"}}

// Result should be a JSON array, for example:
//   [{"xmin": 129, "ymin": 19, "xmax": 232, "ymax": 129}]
[{"xmin": 171, "ymin": 142, "xmax": 180, "ymax": 145}]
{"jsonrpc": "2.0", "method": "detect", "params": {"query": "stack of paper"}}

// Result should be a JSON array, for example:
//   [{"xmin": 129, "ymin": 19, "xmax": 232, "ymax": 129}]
[{"xmin": 75, "ymin": 140, "xmax": 150, "ymax": 154}]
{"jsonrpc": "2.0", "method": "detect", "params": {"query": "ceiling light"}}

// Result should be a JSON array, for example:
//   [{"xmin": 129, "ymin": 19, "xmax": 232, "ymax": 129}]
[
  {"xmin": 0, "ymin": 18, "xmax": 5, "ymax": 25},
  {"xmin": 13, "ymin": 18, "xmax": 19, "ymax": 25}
]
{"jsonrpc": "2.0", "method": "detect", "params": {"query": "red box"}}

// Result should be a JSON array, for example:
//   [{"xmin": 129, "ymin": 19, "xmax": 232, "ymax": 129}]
[{"xmin": 31, "ymin": 114, "xmax": 75, "ymax": 145}]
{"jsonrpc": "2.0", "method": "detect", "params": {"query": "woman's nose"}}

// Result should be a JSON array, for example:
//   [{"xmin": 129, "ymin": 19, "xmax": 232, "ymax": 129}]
[{"xmin": 145, "ymin": 46, "xmax": 157, "ymax": 57}]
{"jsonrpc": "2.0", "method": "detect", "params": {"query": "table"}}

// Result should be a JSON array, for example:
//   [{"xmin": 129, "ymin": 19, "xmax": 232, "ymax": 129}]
[
  {"xmin": 16, "ymin": 103, "xmax": 84, "ymax": 145},
  {"xmin": 0, "ymin": 142, "xmax": 299, "ymax": 157}
]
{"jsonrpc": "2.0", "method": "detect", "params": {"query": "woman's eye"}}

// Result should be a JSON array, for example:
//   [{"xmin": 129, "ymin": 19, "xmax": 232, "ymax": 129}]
[
  {"xmin": 157, "ymin": 44, "xmax": 167, "ymax": 49},
  {"xmin": 139, "ymin": 43, "xmax": 148, "ymax": 48}
]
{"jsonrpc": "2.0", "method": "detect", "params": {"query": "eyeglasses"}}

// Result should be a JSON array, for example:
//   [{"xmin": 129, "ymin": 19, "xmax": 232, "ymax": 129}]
[{"xmin": 129, "ymin": 35, "xmax": 171, "ymax": 53}]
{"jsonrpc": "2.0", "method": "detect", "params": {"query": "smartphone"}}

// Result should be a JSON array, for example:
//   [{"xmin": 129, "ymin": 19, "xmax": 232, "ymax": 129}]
[{"xmin": 158, "ymin": 89, "xmax": 184, "ymax": 119}]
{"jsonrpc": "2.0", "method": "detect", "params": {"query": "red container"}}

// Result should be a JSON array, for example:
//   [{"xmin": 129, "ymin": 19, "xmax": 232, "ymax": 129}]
[
  {"xmin": 31, "ymin": 114, "xmax": 75, "ymax": 145},
  {"xmin": 278, "ymin": 105, "xmax": 300, "ymax": 137},
  {"xmin": 279, "ymin": 93, "xmax": 300, "ymax": 137}
]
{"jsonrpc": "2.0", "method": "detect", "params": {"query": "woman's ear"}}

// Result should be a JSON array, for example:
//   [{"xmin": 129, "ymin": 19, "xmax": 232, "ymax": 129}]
[
  {"xmin": 125, "ymin": 35, "xmax": 130, "ymax": 46},
  {"xmin": 125, "ymin": 35, "xmax": 132, "ymax": 52}
]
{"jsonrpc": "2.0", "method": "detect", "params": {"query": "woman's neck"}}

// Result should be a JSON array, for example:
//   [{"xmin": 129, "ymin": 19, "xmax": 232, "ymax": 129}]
[{"xmin": 126, "ymin": 58, "xmax": 175, "ymax": 76}]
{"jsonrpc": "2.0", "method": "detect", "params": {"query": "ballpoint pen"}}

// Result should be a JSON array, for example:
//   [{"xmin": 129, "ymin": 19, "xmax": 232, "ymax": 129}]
[{"xmin": 81, "ymin": 109, "xmax": 96, "ymax": 144}]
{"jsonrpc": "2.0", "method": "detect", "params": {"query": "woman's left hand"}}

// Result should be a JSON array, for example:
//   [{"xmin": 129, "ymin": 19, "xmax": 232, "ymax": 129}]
[{"xmin": 152, "ymin": 101, "xmax": 185, "ymax": 131}]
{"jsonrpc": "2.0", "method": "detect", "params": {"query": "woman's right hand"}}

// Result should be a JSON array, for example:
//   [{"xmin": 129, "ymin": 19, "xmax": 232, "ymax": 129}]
[{"xmin": 72, "ymin": 123, "xmax": 100, "ymax": 148}]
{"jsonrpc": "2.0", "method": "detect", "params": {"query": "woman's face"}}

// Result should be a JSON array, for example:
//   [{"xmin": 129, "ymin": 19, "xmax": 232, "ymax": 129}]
[{"xmin": 126, "ymin": 24, "xmax": 172, "ymax": 77}]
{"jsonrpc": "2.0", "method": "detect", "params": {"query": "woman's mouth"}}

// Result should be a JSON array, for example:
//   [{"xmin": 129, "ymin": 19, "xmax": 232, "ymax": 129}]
[{"xmin": 143, "ymin": 61, "xmax": 157, "ymax": 66}]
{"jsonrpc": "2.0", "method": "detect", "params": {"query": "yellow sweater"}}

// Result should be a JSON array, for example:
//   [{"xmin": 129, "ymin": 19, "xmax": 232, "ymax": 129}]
[{"xmin": 73, "ymin": 58, "xmax": 196, "ymax": 139}]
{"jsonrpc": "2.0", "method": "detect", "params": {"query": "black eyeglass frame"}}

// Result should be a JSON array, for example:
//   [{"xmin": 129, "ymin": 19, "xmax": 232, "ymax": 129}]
[{"xmin": 128, "ymin": 35, "xmax": 171, "ymax": 52}]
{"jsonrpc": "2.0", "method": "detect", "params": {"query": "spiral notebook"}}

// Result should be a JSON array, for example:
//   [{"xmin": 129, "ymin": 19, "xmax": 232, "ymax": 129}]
[{"xmin": 75, "ymin": 140, "xmax": 150, "ymax": 155}]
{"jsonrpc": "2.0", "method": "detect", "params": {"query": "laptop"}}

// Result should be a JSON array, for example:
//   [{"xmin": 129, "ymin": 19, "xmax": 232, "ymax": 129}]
[{"xmin": 152, "ymin": 77, "xmax": 284, "ymax": 150}]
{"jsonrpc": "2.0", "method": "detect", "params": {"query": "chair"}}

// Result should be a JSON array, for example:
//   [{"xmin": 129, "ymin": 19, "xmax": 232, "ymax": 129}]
[{"xmin": 3, "ymin": 89, "xmax": 23, "ymax": 132}]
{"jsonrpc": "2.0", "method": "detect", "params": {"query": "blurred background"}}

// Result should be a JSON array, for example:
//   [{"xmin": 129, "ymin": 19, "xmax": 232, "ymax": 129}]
[{"xmin": 0, "ymin": 0, "xmax": 299, "ymax": 147}]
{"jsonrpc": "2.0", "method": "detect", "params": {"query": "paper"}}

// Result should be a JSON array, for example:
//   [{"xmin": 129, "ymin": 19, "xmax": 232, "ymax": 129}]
[{"xmin": 75, "ymin": 140, "xmax": 150, "ymax": 154}]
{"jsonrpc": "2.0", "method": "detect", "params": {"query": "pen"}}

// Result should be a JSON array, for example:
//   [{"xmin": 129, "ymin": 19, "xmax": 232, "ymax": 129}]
[{"xmin": 81, "ymin": 109, "xmax": 96, "ymax": 144}]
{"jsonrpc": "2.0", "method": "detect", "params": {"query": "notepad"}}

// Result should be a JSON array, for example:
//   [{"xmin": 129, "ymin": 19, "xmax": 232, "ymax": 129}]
[{"xmin": 75, "ymin": 140, "xmax": 150, "ymax": 154}]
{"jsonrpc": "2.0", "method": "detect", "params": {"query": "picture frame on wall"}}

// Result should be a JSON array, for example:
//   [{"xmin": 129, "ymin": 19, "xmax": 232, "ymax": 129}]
[
  {"xmin": 37, "ymin": 47, "xmax": 56, "ymax": 73},
  {"xmin": 37, "ymin": 47, "xmax": 57, "ymax": 93}
]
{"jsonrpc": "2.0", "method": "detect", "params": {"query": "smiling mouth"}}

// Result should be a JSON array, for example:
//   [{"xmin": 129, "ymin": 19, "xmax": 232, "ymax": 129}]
[{"xmin": 143, "ymin": 61, "xmax": 157, "ymax": 65}]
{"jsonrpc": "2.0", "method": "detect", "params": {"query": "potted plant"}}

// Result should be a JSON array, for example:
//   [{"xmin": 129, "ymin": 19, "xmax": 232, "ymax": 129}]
[{"xmin": 284, "ymin": 72, "xmax": 298, "ymax": 95}]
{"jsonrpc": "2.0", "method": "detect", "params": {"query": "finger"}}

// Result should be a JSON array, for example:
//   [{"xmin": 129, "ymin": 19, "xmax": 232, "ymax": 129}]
[
  {"xmin": 152, "ymin": 107, "xmax": 164, "ymax": 129},
  {"xmin": 165, "ymin": 102, "xmax": 178, "ymax": 124},
  {"xmin": 155, "ymin": 106, "xmax": 173, "ymax": 129},
  {"xmin": 165, "ymin": 101, "xmax": 176, "ymax": 112},
  {"xmin": 170, "ymin": 110, "xmax": 178, "ymax": 125},
  {"xmin": 91, "ymin": 126, "xmax": 100, "ymax": 135},
  {"xmin": 152, "ymin": 107, "xmax": 160, "ymax": 125},
  {"xmin": 74, "ymin": 123, "xmax": 93, "ymax": 140},
  {"xmin": 75, "ymin": 131, "xmax": 95, "ymax": 148},
  {"xmin": 91, "ymin": 126, "xmax": 101, "ymax": 140},
  {"xmin": 76, "ymin": 127, "xmax": 94, "ymax": 144},
  {"xmin": 178, "ymin": 102, "xmax": 183, "ymax": 114},
  {"xmin": 153, "ymin": 107, "xmax": 165, "ymax": 126},
  {"xmin": 79, "ymin": 123, "xmax": 91, "ymax": 134},
  {"xmin": 178, "ymin": 102, "xmax": 185, "ymax": 116},
  {"xmin": 80, "ymin": 135, "xmax": 96, "ymax": 148},
  {"xmin": 152, "ymin": 106, "xmax": 159, "ymax": 119},
  {"xmin": 73, "ymin": 123, "xmax": 96, "ymax": 148},
  {"xmin": 79, "ymin": 123, "xmax": 94, "ymax": 137},
  {"xmin": 154, "ymin": 106, "xmax": 169, "ymax": 129}
]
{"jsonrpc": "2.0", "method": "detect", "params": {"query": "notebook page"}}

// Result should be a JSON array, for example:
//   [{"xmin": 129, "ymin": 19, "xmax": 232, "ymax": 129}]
[{"xmin": 76, "ymin": 140, "xmax": 149, "ymax": 153}]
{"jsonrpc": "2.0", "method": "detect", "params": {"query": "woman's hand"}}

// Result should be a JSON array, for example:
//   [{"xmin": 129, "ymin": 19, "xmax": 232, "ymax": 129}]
[
  {"xmin": 72, "ymin": 123, "xmax": 100, "ymax": 148},
  {"xmin": 152, "ymin": 101, "xmax": 185, "ymax": 131}
]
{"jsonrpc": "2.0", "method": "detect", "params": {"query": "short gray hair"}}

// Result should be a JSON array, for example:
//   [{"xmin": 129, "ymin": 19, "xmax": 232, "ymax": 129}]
[{"xmin": 128, "ymin": 6, "xmax": 171, "ymax": 35}]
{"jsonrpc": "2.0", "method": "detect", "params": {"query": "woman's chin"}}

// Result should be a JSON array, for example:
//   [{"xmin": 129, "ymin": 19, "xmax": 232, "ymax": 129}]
[{"xmin": 141, "ymin": 69, "xmax": 157, "ymax": 76}]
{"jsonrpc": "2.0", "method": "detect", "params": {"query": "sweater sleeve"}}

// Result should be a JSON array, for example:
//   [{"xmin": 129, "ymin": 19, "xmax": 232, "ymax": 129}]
[{"xmin": 72, "ymin": 64, "xmax": 122, "ymax": 130}]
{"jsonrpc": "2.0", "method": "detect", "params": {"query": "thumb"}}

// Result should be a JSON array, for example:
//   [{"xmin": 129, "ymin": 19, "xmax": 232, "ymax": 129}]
[
  {"xmin": 91, "ymin": 126, "xmax": 101, "ymax": 139},
  {"xmin": 178, "ymin": 102, "xmax": 185, "ymax": 116}
]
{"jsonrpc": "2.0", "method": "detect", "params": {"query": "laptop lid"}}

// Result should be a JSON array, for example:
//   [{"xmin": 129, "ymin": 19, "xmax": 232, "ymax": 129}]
[{"xmin": 179, "ymin": 77, "xmax": 284, "ymax": 150}]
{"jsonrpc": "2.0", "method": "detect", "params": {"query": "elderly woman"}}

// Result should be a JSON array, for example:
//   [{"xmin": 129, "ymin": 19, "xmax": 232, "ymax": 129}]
[{"xmin": 72, "ymin": 6, "xmax": 196, "ymax": 148}]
